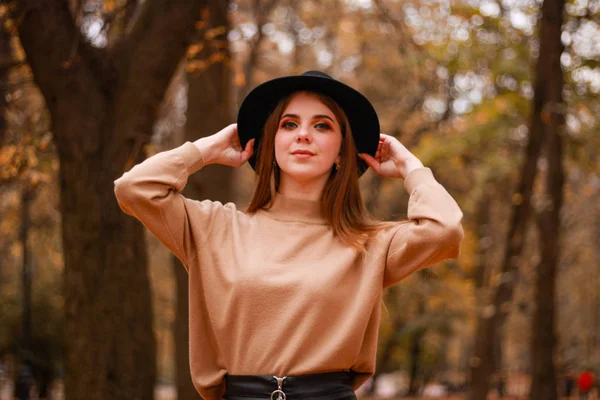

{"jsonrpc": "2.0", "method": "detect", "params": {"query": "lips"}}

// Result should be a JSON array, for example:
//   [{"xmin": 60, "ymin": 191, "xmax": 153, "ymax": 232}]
[{"xmin": 291, "ymin": 150, "xmax": 315, "ymax": 155}]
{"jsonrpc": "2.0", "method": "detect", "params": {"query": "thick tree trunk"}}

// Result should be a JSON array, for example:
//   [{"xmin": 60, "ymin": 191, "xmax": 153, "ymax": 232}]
[
  {"xmin": 174, "ymin": 2, "xmax": 234, "ymax": 398},
  {"xmin": 61, "ymin": 134, "xmax": 157, "ymax": 400},
  {"xmin": 529, "ymin": 0, "xmax": 565, "ymax": 396},
  {"xmin": 466, "ymin": 2, "xmax": 568, "ymax": 398},
  {"xmin": 13, "ymin": 1, "xmax": 206, "ymax": 399}
]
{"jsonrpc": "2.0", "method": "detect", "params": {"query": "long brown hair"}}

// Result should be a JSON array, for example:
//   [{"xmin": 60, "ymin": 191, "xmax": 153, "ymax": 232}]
[{"xmin": 246, "ymin": 90, "xmax": 390, "ymax": 252}]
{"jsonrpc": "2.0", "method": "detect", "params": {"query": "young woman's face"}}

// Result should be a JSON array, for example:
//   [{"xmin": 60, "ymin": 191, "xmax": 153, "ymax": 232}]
[{"xmin": 274, "ymin": 92, "xmax": 343, "ymax": 184}]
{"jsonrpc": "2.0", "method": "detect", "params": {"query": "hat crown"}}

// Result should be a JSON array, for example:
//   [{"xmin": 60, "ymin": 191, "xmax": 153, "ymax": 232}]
[{"xmin": 301, "ymin": 70, "xmax": 333, "ymax": 79}]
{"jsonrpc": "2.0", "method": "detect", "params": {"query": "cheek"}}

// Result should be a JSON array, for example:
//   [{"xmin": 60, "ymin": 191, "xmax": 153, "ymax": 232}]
[
  {"xmin": 274, "ymin": 131, "xmax": 292, "ymax": 159},
  {"xmin": 321, "ymin": 135, "xmax": 343, "ymax": 159}
]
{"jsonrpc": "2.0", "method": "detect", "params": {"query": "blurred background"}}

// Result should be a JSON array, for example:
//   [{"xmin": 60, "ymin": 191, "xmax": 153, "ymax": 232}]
[{"xmin": 0, "ymin": 0, "xmax": 598, "ymax": 399}]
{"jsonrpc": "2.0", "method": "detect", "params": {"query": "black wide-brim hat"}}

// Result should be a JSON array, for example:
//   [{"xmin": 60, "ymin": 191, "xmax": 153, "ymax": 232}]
[{"xmin": 237, "ymin": 70, "xmax": 380, "ymax": 177}]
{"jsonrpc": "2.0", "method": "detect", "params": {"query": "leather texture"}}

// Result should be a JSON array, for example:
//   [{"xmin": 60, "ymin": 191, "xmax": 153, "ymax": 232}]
[{"xmin": 224, "ymin": 370, "xmax": 357, "ymax": 400}]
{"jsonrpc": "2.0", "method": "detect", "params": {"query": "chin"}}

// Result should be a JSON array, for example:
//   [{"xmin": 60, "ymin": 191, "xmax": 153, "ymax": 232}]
[{"xmin": 280, "ymin": 165, "xmax": 331, "ymax": 182}]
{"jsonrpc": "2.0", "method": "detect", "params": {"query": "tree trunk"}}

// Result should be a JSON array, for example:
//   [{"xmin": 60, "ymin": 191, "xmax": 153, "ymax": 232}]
[
  {"xmin": 407, "ymin": 331, "xmax": 424, "ymax": 395},
  {"xmin": 467, "ymin": 2, "xmax": 562, "ymax": 396},
  {"xmin": 0, "ymin": 20, "xmax": 9, "ymax": 145},
  {"xmin": 59, "ymin": 126, "xmax": 158, "ymax": 400},
  {"xmin": 13, "ymin": 1, "xmax": 206, "ymax": 399},
  {"xmin": 595, "ymin": 211, "xmax": 600, "ymax": 359},
  {"xmin": 366, "ymin": 286, "xmax": 405, "ymax": 395},
  {"xmin": 239, "ymin": 0, "xmax": 281, "ymax": 101},
  {"xmin": 407, "ymin": 299, "xmax": 426, "ymax": 396},
  {"xmin": 174, "ymin": 2, "xmax": 234, "ymax": 398},
  {"xmin": 174, "ymin": 263, "xmax": 195, "ymax": 399},
  {"xmin": 529, "ymin": 0, "xmax": 565, "ymax": 396},
  {"xmin": 15, "ymin": 186, "xmax": 33, "ymax": 400}
]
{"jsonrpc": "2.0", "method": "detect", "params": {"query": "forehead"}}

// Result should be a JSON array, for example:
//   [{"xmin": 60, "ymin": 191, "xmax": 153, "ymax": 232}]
[{"xmin": 283, "ymin": 92, "xmax": 336, "ymax": 118}]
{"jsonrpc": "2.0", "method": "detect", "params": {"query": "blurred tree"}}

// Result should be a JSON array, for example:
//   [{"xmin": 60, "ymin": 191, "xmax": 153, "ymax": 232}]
[
  {"xmin": 171, "ymin": 1, "xmax": 234, "ymax": 399},
  {"xmin": 14, "ymin": 184, "xmax": 33, "ymax": 400},
  {"xmin": 5, "ymin": 1, "xmax": 208, "ymax": 399},
  {"xmin": 239, "ymin": 0, "xmax": 281, "ymax": 99},
  {"xmin": 529, "ymin": 0, "xmax": 566, "ymax": 396},
  {"xmin": 0, "ymin": 4, "xmax": 10, "ymax": 145},
  {"xmin": 0, "ymin": 9, "xmax": 62, "ymax": 398},
  {"xmin": 466, "ymin": 0, "xmax": 566, "ymax": 394},
  {"xmin": 407, "ymin": 299, "xmax": 426, "ymax": 396}
]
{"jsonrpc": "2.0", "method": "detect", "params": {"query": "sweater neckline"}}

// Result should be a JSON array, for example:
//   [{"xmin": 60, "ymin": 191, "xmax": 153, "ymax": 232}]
[{"xmin": 260, "ymin": 194, "xmax": 327, "ymax": 224}]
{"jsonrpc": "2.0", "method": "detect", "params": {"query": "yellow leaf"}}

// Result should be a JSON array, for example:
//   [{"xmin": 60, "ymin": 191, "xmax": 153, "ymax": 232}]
[
  {"xmin": 187, "ymin": 43, "xmax": 204, "ymax": 58},
  {"xmin": 205, "ymin": 26, "xmax": 226, "ymax": 41}
]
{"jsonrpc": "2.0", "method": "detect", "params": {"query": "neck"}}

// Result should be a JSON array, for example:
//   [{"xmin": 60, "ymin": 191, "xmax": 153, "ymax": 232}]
[
  {"xmin": 261, "ymin": 192, "xmax": 327, "ymax": 224},
  {"xmin": 278, "ymin": 172, "xmax": 328, "ymax": 201}
]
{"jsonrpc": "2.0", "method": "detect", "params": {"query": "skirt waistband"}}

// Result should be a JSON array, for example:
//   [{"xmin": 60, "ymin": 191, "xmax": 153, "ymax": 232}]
[{"xmin": 224, "ymin": 370, "xmax": 356, "ymax": 400}]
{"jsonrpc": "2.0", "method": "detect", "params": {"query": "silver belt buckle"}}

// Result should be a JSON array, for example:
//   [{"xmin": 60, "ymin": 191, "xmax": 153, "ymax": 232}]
[{"xmin": 270, "ymin": 376, "xmax": 287, "ymax": 400}]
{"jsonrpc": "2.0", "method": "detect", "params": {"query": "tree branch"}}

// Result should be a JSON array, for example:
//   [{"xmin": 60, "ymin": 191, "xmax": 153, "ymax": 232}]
[
  {"xmin": 112, "ymin": 0, "xmax": 207, "ymax": 140},
  {"xmin": 13, "ymin": 0, "xmax": 103, "ymax": 102}
]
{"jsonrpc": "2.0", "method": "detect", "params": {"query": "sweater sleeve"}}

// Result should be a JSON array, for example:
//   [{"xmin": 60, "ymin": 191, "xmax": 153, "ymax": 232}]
[
  {"xmin": 383, "ymin": 167, "xmax": 464, "ymax": 288},
  {"xmin": 113, "ymin": 141, "xmax": 218, "ymax": 270}
]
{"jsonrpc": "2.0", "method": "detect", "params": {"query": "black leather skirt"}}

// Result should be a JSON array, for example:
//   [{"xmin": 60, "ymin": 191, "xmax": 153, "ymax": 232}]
[{"xmin": 224, "ymin": 370, "xmax": 357, "ymax": 400}]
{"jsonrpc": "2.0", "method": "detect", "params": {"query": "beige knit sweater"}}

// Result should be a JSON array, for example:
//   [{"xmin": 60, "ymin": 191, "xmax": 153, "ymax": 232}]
[{"xmin": 114, "ymin": 141, "xmax": 464, "ymax": 400}]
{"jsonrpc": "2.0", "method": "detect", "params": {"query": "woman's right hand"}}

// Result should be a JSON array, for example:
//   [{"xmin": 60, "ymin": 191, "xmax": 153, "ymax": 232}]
[{"xmin": 193, "ymin": 124, "xmax": 255, "ymax": 167}]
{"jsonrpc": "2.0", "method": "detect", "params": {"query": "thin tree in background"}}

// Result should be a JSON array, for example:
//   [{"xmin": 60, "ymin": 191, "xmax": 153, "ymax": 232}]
[
  {"xmin": 467, "ymin": 0, "xmax": 562, "ymax": 396},
  {"xmin": 238, "ymin": 0, "xmax": 280, "ymax": 100},
  {"xmin": 9, "ymin": 1, "xmax": 206, "ymax": 399},
  {"xmin": 0, "ymin": 11, "xmax": 10, "ymax": 146},
  {"xmin": 529, "ymin": 0, "xmax": 566, "ymax": 395}
]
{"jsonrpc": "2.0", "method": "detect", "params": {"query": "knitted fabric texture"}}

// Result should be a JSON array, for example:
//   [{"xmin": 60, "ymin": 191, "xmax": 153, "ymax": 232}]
[{"xmin": 114, "ymin": 142, "xmax": 464, "ymax": 400}]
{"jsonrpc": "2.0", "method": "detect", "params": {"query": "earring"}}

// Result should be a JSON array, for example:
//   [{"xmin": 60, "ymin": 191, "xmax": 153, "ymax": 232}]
[{"xmin": 334, "ymin": 158, "xmax": 341, "ymax": 170}]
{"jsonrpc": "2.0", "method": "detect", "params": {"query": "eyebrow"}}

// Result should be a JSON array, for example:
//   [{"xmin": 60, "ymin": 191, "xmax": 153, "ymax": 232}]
[{"xmin": 281, "ymin": 113, "xmax": 335, "ymax": 123}]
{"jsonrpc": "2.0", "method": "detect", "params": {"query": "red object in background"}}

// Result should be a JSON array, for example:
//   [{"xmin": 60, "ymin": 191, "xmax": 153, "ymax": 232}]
[{"xmin": 578, "ymin": 370, "xmax": 595, "ymax": 392}]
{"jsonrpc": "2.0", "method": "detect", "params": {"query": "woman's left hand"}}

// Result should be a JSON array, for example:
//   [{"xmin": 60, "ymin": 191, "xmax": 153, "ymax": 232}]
[{"xmin": 359, "ymin": 134, "xmax": 424, "ymax": 180}]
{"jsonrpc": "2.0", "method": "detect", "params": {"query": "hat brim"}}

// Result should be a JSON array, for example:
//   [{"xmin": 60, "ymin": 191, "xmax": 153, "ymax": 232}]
[{"xmin": 237, "ymin": 74, "xmax": 380, "ymax": 177}]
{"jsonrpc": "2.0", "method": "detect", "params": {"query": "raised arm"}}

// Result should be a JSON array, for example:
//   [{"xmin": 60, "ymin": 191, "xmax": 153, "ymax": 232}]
[
  {"xmin": 114, "ymin": 124, "xmax": 254, "ymax": 268},
  {"xmin": 382, "ymin": 167, "xmax": 463, "ymax": 288},
  {"xmin": 358, "ymin": 133, "xmax": 464, "ymax": 288}
]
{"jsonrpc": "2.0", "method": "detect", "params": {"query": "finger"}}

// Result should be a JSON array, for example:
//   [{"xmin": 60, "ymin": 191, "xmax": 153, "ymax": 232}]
[
  {"xmin": 382, "ymin": 143, "xmax": 391, "ymax": 159},
  {"xmin": 381, "ymin": 149, "xmax": 389, "ymax": 162},
  {"xmin": 241, "ymin": 139, "xmax": 255, "ymax": 162},
  {"xmin": 246, "ymin": 139, "xmax": 255, "ymax": 158},
  {"xmin": 359, "ymin": 153, "xmax": 380, "ymax": 173},
  {"xmin": 382, "ymin": 142, "xmax": 390, "ymax": 156},
  {"xmin": 232, "ymin": 133, "xmax": 243, "ymax": 151}
]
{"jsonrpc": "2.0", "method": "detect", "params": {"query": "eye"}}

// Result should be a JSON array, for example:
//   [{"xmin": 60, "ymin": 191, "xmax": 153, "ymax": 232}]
[
  {"xmin": 281, "ymin": 120, "xmax": 297, "ymax": 129},
  {"xmin": 315, "ymin": 122, "xmax": 332, "ymax": 130}
]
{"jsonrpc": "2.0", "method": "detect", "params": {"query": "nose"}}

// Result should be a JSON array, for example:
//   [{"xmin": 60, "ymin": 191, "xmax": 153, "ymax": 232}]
[{"xmin": 296, "ymin": 127, "xmax": 312, "ymax": 143}]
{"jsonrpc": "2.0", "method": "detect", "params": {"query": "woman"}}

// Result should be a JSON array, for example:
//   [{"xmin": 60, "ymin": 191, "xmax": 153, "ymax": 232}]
[{"xmin": 114, "ymin": 71, "xmax": 463, "ymax": 400}]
